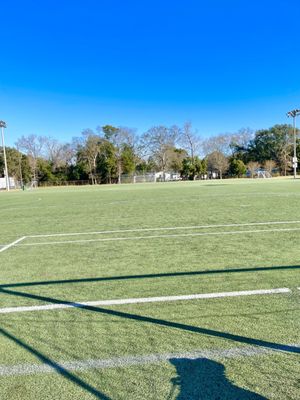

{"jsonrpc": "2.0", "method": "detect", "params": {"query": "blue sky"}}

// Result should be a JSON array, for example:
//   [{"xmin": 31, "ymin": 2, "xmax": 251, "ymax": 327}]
[{"xmin": 1, "ymin": 0, "xmax": 300, "ymax": 146}]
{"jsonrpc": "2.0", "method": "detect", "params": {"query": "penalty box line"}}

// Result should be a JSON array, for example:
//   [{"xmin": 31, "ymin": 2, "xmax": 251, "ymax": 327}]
[
  {"xmin": 0, "ymin": 236, "xmax": 27, "ymax": 254},
  {"xmin": 3, "ymin": 220, "xmax": 300, "ymax": 250},
  {"xmin": 17, "ymin": 227, "xmax": 300, "ymax": 247},
  {"xmin": 0, "ymin": 288, "xmax": 291, "ymax": 315},
  {"xmin": 26, "ymin": 220, "xmax": 300, "ymax": 238}
]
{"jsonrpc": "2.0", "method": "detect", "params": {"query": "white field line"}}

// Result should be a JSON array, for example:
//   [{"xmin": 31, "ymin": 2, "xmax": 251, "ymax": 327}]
[
  {"xmin": 18, "ymin": 227, "xmax": 300, "ymax": 247},
  {"xmin": 0, "ymin": 236, "xmax": 26, "ymax": 253},
  {"xmin": 0, "ymin": 288, "xmax": 290, "ymax": 315},
  {"xmin": 27, "ymin": 220, "xmax": 300, "ymax": 238},
  {"xmin": 0, "ymin": 343, "xmax": 299, "ymax": 377}
]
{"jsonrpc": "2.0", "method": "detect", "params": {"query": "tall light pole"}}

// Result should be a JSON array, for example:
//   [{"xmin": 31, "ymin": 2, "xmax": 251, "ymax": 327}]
[
  {"xmin": 0, "ymin": 120, "xmax": 9, "ymax": 191},
  {"xmin": 287, "ymin": 109, "xmax": 300, "ymax": 179}
]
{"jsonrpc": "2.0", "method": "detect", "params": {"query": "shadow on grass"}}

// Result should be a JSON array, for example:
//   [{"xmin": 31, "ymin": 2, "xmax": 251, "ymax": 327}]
[
  {"xmin": 169, "ymin": 358, "xmax": 266, "ymax": 399},
  {"xmin": 1, "ymin": 287, "xmax": 299, "ymax": 355},
  {"xmin": 1, "ymin": 264, "xmax": 299, "ymax": 289},
  {"xmin": 1, "ymin": 285, "xmax": 298, "ymax": 398},
  {"xmin": 202, "ymin": 184, "xmax": 228, "ymax": 186},
  {"xmin": 0, "ymin": 325, "xmax": 111, "ymax": 400}
]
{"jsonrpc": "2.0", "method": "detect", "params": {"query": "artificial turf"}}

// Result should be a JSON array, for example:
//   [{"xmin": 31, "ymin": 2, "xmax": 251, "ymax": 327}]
[{"xmin": 0, "ymin": 179, "xmax": 299, "ymax": 399}]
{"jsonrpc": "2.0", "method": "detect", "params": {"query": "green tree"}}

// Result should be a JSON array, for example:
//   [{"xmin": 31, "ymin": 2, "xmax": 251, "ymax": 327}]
[
  {"xmin": 180, "ymin": 156, "xmax": 206, "ymax": 180},
  {"xmin": 0, "ymin": 147, "xmax": 21, "ymax": 180},
  {"xmin": 67, "ymin": 163, "xmax": 88, "ymax": 181},
  {"xmin": 121, "ymin": 144, "xmax": 136, "ymax": 175},
  {"xmin": 136, "ymin": 158, "xmax": 157, "ymax": 174},
  {"xmin": 246, "ymin": 125, "xmax": 294, "ymax": 175},
  {"xmin": 102, "ymin": 125, "xmax": 136, "ymax": 183},
  {"xmin": 168, "ymin": 148, "xmax": 187, "ymax": 172},
  {"xmin": 0, "ymin": 147, "xmax": 32, "ymax": 184},
  {"xmin": 102, "ymin": 125, "xmax": 119, "ymax": 140},
  {"xmin": 229, "ymin": 158, "xmax": 246, "ymax": 177},
  {"xmin": 180, "ymin": 157, "xmax": 194, "ymax": 180},
  {"xmin": 37, "ymin": 158, "xmax": 56, "ymax": 182},
  {"xmin": 96, "ymin": 140, "xmax": 117, "ymax": 184}
]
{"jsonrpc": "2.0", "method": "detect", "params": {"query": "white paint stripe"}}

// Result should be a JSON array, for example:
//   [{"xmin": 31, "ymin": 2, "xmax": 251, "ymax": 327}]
[
  {"xmin": 18, "ymin": 227, "xmax": 300, "ymax": 247},
  {"xmin": 0, "ymin": 236, "xmax": 26, "ymax": 253},
  {"xmin": 0, "ymin": 288, "xmax": 290, "ymax": 314},
  {"xmin": 0, "ymin": 343, "xmax": 299, "ymax": 377},
  {"xmin": 27, "ymin": 220, "xmax": 300, "ymax": 238}
]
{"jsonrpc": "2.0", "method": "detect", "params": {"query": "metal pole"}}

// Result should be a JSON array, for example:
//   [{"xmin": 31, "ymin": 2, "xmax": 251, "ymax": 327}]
[
  {"xmin": 293, "ymin": 115, "xmax": 297, "ymax": 179},
  {"xmin": 287, "ymin": 109, "xmax": 300, "ymax": 179},
  {"xmin": 0, "ymin": 124, "xmax": 10, "ymax": 191}
]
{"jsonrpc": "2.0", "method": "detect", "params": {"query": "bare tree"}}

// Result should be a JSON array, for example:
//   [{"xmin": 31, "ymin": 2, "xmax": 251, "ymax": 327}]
[
  {"xmin": 141, "ymin": 125, "xmax": 179, "ymax": 180},
  {"xmin": 179, "ymin": 122, "xmax": 201, "ymax": 161},
  {"xmin": 277, "ymin": 126, "xmax": 293, "ymax": 176},
  {"xmin": 264, "ymin": 160, "xmax": 276, "ymax": 175},
  {"xmin": 230, "ymin": 128, "xmax": 254, "ymax": 153},
  {"xmin": 44, "ymin": 137, "xmax": 73, "ymax": 171},
  {"xmin": 206, "ymin": 151, "xmax": 229, "ymax": 179},
  {"xmin": 15, "ymin": 135, "xmax": 46, "ymax": 181},
  {"xmin": 202, "ymin": 133, "xmax": 232, "ymax": 157},
  {"xmin": 247, "ymin": 161, "xmax": 260, "ymax": 178},
  {"xmin": 76, "ymin": 130, "xmax": 102, "ymax": 184}
]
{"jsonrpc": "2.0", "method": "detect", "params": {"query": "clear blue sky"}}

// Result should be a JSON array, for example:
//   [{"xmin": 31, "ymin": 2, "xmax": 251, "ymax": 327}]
[{"xmin": 1, "ymin": 0, "xmax": 300, "ymax": 146}]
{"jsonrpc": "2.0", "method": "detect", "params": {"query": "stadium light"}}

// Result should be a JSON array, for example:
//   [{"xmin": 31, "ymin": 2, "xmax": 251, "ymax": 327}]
[
  {"xmin": 0, "ymin": 120, "xmax": 10, "ymax": 191},
  {"xmin": 286, "ymin": 109, "xmax": 300, "ymax": 179}
]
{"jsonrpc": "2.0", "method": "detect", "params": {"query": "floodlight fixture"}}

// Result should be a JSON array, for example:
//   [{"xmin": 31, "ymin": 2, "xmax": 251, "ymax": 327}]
[
  {"xmin": 287, "ymin": 109, "xmax": 300, "ymax": 179},
  {"xmin": 287, "ymin": 109, "xmax": 300, "ymax": 118}
]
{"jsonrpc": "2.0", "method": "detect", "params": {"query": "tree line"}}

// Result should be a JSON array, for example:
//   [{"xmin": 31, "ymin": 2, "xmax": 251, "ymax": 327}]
[{"xmin": 0, "ymin": 123, "xmax": 299, "ymax": 185}]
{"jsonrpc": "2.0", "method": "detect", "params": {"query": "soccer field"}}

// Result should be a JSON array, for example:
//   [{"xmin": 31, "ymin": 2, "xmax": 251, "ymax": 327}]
[{"xmin": 0, "ymin": 179, "xmax": 299, "ymax": 400}]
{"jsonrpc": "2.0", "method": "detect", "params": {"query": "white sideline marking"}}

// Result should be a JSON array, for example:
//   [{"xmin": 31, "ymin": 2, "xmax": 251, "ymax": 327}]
[
  {"xmin": 19, "ymin": 227, "xmax": 300, "ymax": 247},
  {"xmin": 27, "ymin": 220, "xmax": 300, "ymax": 238},
  {"xmin": 0, "ymin": 343, "xmax": 299, "ymax": 377},
  {"xmin": 0, "ymin": 237, "xmax": 26, "ymax": 253},
  {"xmin": 0, "ymin": 288, "xmax": 290, "ymax": 314}
]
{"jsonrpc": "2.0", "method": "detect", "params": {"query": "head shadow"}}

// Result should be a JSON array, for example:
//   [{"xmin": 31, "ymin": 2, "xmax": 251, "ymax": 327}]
[{"xmin": 169, "ymin": 358, "xmax": 266, "ymax": 400}]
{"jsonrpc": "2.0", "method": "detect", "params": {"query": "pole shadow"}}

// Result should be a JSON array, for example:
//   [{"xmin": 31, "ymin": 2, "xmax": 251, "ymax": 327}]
[
  {"xmin": 0, "ymin": 325, "xmax": 111, "ymax": 400},
  {"xmin": 1, "ymin": 264, "xmax": 299, "ymax": 289},
  {"xmin": 1, "ymin": 287, "xmax": 299, "ymax": 355},
  {"xmin": 169, "ymin": 358, "xmax": 266, "ymax": 399},
  {"xmin": 1, "ymin": 286, "xmax": 299, "ymax": 399}
]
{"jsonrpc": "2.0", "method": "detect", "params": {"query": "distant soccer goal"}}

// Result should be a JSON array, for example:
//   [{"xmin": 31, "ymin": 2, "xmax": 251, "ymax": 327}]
[
  {"xmin": 120, "ymin": 173, "xmax": 156, "ymax": 184},
  {"xmin": 256, "ymin": 169, "xmax": 272, "ymax": 178}
]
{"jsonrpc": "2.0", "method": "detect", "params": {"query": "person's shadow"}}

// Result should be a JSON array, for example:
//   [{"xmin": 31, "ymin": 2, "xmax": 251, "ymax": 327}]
[{"xmin": 169, "ymin": 358, "xmax": 266, "ymax": 400}]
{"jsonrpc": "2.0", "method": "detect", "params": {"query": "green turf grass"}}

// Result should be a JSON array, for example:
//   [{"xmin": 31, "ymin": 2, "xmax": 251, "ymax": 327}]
[{"xmin": 0, "ymin": 179, "xmax": 299, "ymax": 399}]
